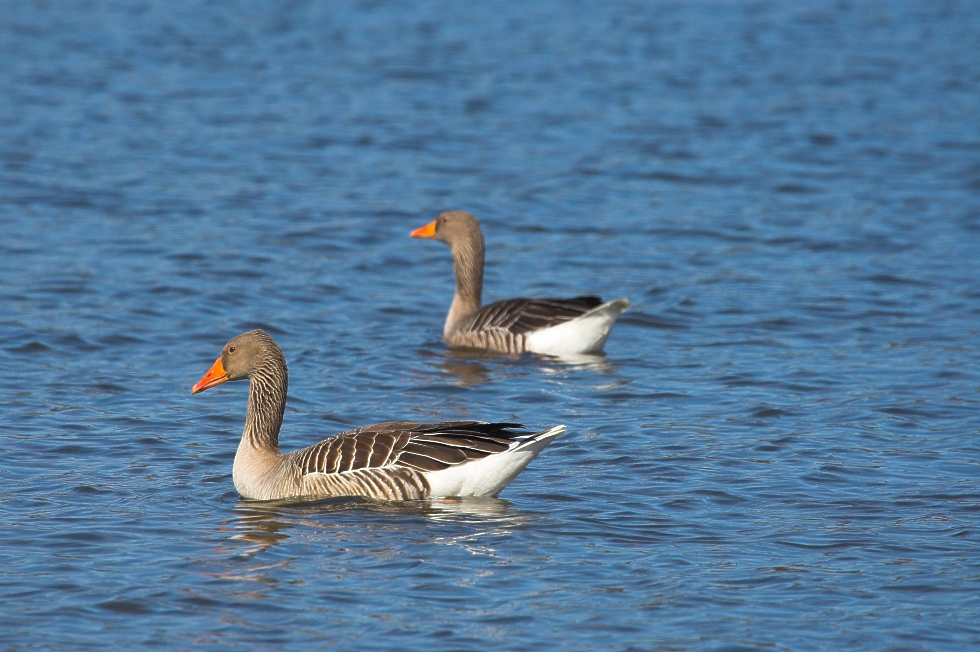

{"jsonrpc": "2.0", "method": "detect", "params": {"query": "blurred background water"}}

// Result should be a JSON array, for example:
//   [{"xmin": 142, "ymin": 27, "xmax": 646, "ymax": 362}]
[{"xmin": 1, "ymin": 0, "xmax": 979, "ymax": 649}]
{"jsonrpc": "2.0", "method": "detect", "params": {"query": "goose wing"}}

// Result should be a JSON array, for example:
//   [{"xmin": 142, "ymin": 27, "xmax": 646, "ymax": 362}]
[
  {"xmin": 291, "ymin": 421, "xmax": 529, "ymax": 476},
  {"xmin": 460, "ymin": 295, "xmax": 604, "ymax": 335}
]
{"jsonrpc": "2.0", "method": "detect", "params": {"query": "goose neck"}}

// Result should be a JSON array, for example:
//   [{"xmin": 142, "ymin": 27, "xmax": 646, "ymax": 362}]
[
  {"xmin": 241, "ymin": 359, "xmax": 287, "ymax": 453},
  {"xmin": 447, "ymin": 235, "xmax": 485, "ymax": 334}
]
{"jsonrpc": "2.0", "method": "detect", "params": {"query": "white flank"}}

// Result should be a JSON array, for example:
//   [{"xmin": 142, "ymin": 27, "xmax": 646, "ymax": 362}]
[
  {"xmin": 423, "ymin": 425, "xmax": 566, "ymax": 498},
  {"xmin": 526, "ymin": 298, "xmax": 630, "ymax": 355}
]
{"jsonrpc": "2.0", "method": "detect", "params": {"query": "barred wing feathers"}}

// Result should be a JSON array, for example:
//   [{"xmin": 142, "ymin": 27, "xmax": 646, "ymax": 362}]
[
  {"xmin": 461, "ymin": 295, "xmax": 605, "ymax": 335},
  {"xmin": 291, "ymin": 421, "xmax": 528, "ymax": 477},
  {"xmin": 285, "ymin": 421, "xmax": 562, "ymax": 500}
]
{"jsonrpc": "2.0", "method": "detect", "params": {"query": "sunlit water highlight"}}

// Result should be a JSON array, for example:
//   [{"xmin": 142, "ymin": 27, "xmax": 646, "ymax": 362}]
[{"xmin": 1, "ymin": 1, "xmax": 978, "ymax": 649}]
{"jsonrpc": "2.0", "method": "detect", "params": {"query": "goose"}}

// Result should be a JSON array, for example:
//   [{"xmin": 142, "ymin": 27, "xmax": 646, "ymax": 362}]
[
  {"xmin": 410, "ymin": 211, "xmax": 630, "ymax": 355},
  {"xmin": 191, "ymin": 329, "xmax": 564, "ymax": 501}
]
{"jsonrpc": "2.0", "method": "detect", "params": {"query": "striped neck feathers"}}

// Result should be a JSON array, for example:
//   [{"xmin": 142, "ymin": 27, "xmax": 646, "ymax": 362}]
[
  {"xmin": 446, "ymin": 226, "xmax": 485, "ymax": 335},
  {"xmin": 242, "ymin": 348, "xmax": 288, "ymax": 452}
]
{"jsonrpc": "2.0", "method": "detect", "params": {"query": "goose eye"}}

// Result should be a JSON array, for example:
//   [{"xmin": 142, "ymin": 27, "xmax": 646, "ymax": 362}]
[{"xmin": 228, "ymin": 346, "xmax": 237, "ymax": 353}]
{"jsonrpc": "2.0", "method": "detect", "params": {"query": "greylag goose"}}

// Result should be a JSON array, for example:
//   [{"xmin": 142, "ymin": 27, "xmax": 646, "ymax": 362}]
[
  {"xmin": 191, "ymin": 329, "xmax": 564, "ymax": 501},
  {"xmin": 411, "ymin": 211, "xmax": 630, "ymax": 355}
]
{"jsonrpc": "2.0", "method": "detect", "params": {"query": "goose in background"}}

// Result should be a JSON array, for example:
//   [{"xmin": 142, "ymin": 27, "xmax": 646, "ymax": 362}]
[
  {"xmin": 192, "ymin": 329, "xmax": 564, "ymax": 501},
  {"xmin": 410, "ymin": 211, "xmax": 629, "ymax": 355}
]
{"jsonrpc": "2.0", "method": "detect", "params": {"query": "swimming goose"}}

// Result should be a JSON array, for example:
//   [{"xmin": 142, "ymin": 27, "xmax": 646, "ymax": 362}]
[
  {"xmin": 411, "ymin": 211, "xmax": 630, "ymax": 355},
  {"xmin": 191, "ymin": 329, "xmax": 564, "ymax": 501}
]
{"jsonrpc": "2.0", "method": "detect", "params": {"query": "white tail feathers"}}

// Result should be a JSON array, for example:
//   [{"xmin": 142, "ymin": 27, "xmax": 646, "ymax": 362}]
[
  {"xmin": 423, "ymin": 425, "xmax": 565, "ymax": 498},
  {"xmin": 526, "ymin": 298, "xmax": 630, "ymax": 355}
]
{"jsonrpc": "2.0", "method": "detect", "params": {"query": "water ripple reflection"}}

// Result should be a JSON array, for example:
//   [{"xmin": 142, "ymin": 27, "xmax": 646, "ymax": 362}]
[{"xmin": 1, "ymin": 0, "xmax": 979, "ymax": 649}]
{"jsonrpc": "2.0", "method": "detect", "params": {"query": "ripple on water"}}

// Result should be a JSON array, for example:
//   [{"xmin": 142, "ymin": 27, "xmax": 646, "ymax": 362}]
[{"xmin": 0, "ymin": 0, "xmax": 979, "ymax": 650}]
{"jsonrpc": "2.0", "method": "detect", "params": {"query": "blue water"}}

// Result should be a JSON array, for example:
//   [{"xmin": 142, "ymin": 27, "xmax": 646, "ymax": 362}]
[{"xmin": 2, "ymin": 1, "xmax": 979, "ymax": 649}]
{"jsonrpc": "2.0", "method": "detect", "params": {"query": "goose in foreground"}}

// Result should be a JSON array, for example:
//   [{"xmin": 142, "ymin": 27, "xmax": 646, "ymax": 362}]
[
  {"xmin": 411, "ymin": 211, "xmax": 630, "ymax": 355},
  {"xmin": 191, "ymin": 330, "xmax": 564, "ymax": 501}
]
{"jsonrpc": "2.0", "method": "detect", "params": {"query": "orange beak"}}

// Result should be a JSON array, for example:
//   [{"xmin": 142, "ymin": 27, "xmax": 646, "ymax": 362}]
[
  {"xmin": 410, "ymin": 220, "xmax": 437, "ymax": 239},
  {"xmin": 192, "ymin": 357, "xmax": 228, "ymax": 394}
]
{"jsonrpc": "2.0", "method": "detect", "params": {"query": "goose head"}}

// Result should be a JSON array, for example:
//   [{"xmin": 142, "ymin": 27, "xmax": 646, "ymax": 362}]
[
  {"xmin": 191, "ymin": 329, "xmax": 282, "ymax": 394},
  {"xmin": 410, "ymin": 210, "xmax": 484, "ymax": 249}
]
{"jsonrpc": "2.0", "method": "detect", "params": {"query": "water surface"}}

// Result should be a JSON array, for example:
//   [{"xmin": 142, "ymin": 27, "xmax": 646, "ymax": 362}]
[{"xmin": 1, "ymin": 1, "xmax": 979, "ymax": 649}]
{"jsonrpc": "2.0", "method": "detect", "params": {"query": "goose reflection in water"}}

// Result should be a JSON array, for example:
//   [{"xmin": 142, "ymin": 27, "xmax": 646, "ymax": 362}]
[
  {"xmin": 220, "ymin": 495, "xmax": 534, "ymax": 561},
  {"xmin": 432, "ymin": 347, "xmax": 617, "ymax": 388}
]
